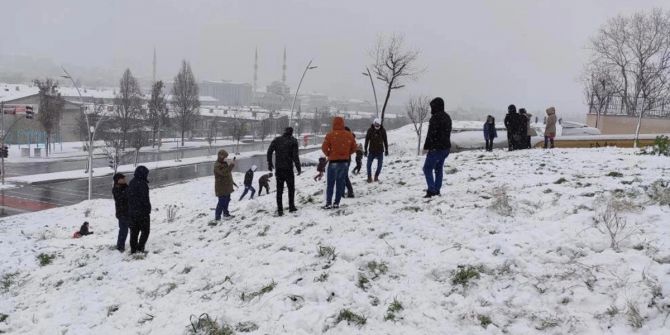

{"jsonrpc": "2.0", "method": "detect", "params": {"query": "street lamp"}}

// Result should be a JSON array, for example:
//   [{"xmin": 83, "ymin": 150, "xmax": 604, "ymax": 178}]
[
  {"xmin": 362, "ymin": 67, "xmax": 379, "ymax": 118},
  {"xmin": 289, "ymin": 60, "xmax": 317, "ymax": 125},
  {"xmin": 61, "ymin": 67, "xmax": 104, "ymax": 201}
]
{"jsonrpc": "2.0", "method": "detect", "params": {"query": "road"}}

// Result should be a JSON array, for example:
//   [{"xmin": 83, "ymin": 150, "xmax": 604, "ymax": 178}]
[
  {"xmin": 0, "ymin": 148, "xmax": 319, "ymax": 218},
  {"xmin": 3, "ymin": 137, "xmax": 324, "ymax": 177}
]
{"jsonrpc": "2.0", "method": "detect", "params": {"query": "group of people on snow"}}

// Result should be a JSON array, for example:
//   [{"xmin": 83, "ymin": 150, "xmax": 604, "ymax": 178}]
[
  {"xmin": 107, "ymin": 97, "xmax": 563, "ymax": 252},
  {"xmin": 487, "ymin": 105, "xmax": 558, "ymax": 151}
]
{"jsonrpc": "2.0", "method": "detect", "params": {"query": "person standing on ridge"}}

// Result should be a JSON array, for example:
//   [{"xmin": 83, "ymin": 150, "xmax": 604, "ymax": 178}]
[
  {"xmin": 112, "ymin": 173, "xmax": 129, "ymax": 252},
  {"xmin": 321, "ymin": 116, "xmax": 357, "ymax": 209},
  {"xmin": 544, "ymin": 107, "xmax": 557, "ymax": 149},
  {"xmin": 504, "ymin": 104, "xmax": 519, "ymax": 151},
  {"xmin": 214, "ymin": 149, "xmax": 236, "ymax": 220},
  {"xmin": 364, "ymin": 118, "xmax": 388, "ymax": 183},
  {"xmin": 422, "ymin": 97, "xmax": 452, "ymax": 198},
  {"xmin": 518, "ymin": 108, "xmax": 530, "ymax": 149},
  {"xmin": 267, "ymin": 127, "xmax": 301, "ymax": 216},
  {"xmin": 483, "ymin": 115, "xmax": 497, "ymax": 152}
]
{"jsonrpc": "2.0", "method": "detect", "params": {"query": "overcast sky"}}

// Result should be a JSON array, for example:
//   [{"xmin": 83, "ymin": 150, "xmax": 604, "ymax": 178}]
[{"xmin": 2, "ymin": 0, "xmax": 669, "ymax": 120}]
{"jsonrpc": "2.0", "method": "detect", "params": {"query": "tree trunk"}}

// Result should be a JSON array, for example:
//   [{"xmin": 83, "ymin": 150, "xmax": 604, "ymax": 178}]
[
  {"xmin": 181, "ymin": 129, "xmax": 185, "ymax": 147},
  {"xmin": 134, "ymin": 149, "xmax": 139, "ymax": 167},
  {"xmin": 152, "ymin": 130, "xmax": 156, "ymax": 148},
  {"xmin": 416, "ymin": 129, "xmax": 422, "ymax": 155},
  {"xmin": 633, "ymin": 111, "xmax": 644, "ymax": 148},
  {"xmin": 380, "ymin": 83, "xmax": 393, "ymax": 126}
]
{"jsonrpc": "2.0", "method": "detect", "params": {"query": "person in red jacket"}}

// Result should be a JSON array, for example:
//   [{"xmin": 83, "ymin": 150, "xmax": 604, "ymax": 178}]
[{"xmin": 321, "ymin": 117, "xmax": 357, "ymax": 209}]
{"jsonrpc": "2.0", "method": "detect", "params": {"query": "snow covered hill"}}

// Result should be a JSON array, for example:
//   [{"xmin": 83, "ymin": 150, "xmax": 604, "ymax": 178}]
[{"xmin": 1, "ymin": 126, "xmax": 670, "ymax": 334}]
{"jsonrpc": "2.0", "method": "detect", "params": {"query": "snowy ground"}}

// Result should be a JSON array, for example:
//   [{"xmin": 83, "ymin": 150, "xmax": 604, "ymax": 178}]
[{"xmin": 1, "ymin": 125, "xmax": 670, "ymax": 334}]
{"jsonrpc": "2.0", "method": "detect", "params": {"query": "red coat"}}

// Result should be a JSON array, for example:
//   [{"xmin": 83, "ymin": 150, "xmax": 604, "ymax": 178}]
[{"xmin": 321, "ymin": 117, "xmax": 357, "ymax": 162}]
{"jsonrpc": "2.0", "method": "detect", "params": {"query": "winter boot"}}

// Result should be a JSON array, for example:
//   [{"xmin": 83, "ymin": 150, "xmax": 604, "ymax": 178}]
[
  {"xmin": 374, "ymin": 175, "xmax": 379, "ymax": 182},
  {"xmin": 322, "ymin": 204, "xmax": 332, "ymax": 210},
  {"xmin": 289, "ymin": 207, "xmax": 298, "ymax": 213},
  {"xmin": 367, "ymin": 176, "xmax": 373, "ymax": 183}
]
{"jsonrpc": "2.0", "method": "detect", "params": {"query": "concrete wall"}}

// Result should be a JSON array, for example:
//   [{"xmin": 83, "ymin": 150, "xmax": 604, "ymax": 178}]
[
  {"xmin": 586, "ymin": 114, "xmax": 670, "ymax": 134},
  {"xmin": 2, "ymin": 94, "xmax": 82, "ymax": 143}
]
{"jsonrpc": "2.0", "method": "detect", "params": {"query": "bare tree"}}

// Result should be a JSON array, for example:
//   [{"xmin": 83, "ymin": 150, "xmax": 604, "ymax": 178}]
[
  {"xmin": 231, "ymin": 118, "xmax": 248, "ymax": 154},
  {"xmin": 583, "ymin": 61, "xmax": 620, "ymax": 129},
  {"xmin": 405, "ymin": 96, "xmax": 431, "ymax": 155},
  {"xmin": 371, "ymin": 34, "xmax": 421, "ymax": 125},
  {"xmin": 114, "ymin": 69, "xmax": 143, "ymax": 150},
  {"xmin": 147, "ymin": 80, "xmax": 169, "ymax": 148},
  {"xmin": 205, "ymin": 117, "xmax": 219, "ymax": 155},
  {"xmin": 258, "ymin": 117, "xmax": 272, "ymax": 149},
  {"xmin": 33, "ymin": 78, "xmax": 65, "ymax": 156},
  {"xmin": 588, "ymin": 9, "xmax": 670, "ymax": 145},
  {"xmin": 129, "ymin": 126, "xmax": 149, "ymax": 167},
  {"xmin": 172, "ymin": 60, "xmax": 200, "ymax": 146}
]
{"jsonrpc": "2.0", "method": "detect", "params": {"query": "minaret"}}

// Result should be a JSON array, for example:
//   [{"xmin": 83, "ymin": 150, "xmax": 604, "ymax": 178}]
[
  {"xmin": 282, "ymin": 47, "xmax": 287, "ymax": 85},
  {"xmin": 253, "ymin": 47, "xmax": 258, "ymax": 93},
  {"xmin": 152, "ymin": 47, "xmax": 157, "ymax": 84}
]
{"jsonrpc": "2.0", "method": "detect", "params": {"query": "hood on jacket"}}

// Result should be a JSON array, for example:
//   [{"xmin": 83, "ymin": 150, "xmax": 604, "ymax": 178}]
[
  {"xmin": 217, "ymin": 149, "xmax": 229, "ymax": 162},
  {"xmin": 508, "ymin": 104, "xmax": 517, "ymax": 114},
  {"xmin": 113, "ymin": 172, "xmax": 125, "ymax": 185},
  {"xmin": 332, "ymin": 116, "xmax": 345, "ymax": 131},
  {"xmin": 251, "ymin": 165, "xmax": 257, "ymax": 172},
  {"xmin": 134, "ymin": 165, "xmax": 149, "ymax": 181},
  {"xmin": 519, "ymin": 108, "xmax": 527, "ymax": 115},
  {"xmin": 373, "ymin": 118, "xmax": 381, "ymax": 125},
  {"xmin": 430, "ymin": 97, "xmax": 445, "ymax": 114},
  {"xmin": 283, "ymin": 127, "xmax": 294, "ymax": 137},
  {"xmin": 546, "ymin": 107, "xmax": 556, "ymax": 115}
]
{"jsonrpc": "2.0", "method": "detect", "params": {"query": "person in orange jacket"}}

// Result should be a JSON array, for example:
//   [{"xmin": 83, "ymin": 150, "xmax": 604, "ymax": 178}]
[{"xmin": 321, "ymin": 117, "xmax": 357, "ymax": 209}]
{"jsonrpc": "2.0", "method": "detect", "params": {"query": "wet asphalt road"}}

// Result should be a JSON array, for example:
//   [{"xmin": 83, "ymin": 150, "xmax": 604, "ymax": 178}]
[{"xmin": 0, "ymin": 148, "xmax": 319, "ymax": 218}]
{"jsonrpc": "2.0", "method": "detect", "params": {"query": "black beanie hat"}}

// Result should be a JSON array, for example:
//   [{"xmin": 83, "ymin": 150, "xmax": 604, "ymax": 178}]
[
  {"xmin": 430, "ymin": 97, "xmax": 445, "ymax": 112},
  {"xmin": 284, "ymin": 127, "xmax": 294, "ymax": 136},
  {"xmin": 508, "ymin": 104, "xmax": 517, "ymax": 113},
  {"xmin": 113, "ymin": 173, "xmax": 125, "ymax": 184}
]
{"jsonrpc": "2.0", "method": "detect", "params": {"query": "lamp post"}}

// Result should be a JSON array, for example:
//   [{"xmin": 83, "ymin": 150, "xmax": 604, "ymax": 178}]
[
  {"xmin": 61, "ymin": 67, "xmax": 104, "ymax": 201},
  {"xmin": 289, "ymin": 60, "xmax": 317, "ymax": 125},
  {"xmin": 362, "ymin": 67, "xmax": 379, "ymax": 118}
]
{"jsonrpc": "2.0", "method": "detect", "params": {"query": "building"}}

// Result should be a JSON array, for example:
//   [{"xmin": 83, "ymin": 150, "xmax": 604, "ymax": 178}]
[
  {"xmin": 198, "ymin": 80, "xmax": 252, "ymax": 106},
  {"xmin": 586, "ymin": 96, "xmax": 670, "ymax": 134}
]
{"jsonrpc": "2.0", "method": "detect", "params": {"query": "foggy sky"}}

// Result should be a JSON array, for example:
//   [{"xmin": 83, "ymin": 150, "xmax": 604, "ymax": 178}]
[{"xmin": 2, "ymin": 0, "xmax": 670, "ymax": 120}]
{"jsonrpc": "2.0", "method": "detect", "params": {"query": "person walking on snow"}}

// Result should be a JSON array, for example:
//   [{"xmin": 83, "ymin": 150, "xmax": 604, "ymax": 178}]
[
  {"xmin": 127, "ymin": 165, "xmax": 151, "ymax": 254},
  {"xmin": 364, "ymin": 118, "xmax": 388, "ymax": 183},
  {"xmin": 544, "ymin": 107, "xmax": 557, "ymax": 149},
  {"xmin": 214, "ymin": 149, "xmax": 236, "ymax": 220},
  {"xmin": 483, "ymin": 115, "xmax": 497, "ymax": 152},
  {"xmin": 258, "ymin": 173, "xmax": 273, "ymax": 195},
  {"xmin": 352, "ymin": 143, "xmax": 363, "ymax": 175},
  {"xmin": 239, "ymin": 165, "xmax": 257, "ymax": 200},
  {"xmin": 321, "ymin": 116, "xmax": 357, "ymax": 209},
  {"xmin": 112, "ymin": 173, "xmax": 129, "ymax": 252},
  {"xmin": 422, "ymin": 97, "xmax": 452, "ymax": 198},
  {"xmin": 267, "ymin": 127, "xmax": 302, "ymax": 216}
]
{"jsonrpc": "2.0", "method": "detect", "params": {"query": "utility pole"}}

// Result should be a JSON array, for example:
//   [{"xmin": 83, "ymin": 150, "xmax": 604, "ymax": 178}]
[{"xmin": 1, "ymin": 101, "xmax": 4, "ymax": 185}]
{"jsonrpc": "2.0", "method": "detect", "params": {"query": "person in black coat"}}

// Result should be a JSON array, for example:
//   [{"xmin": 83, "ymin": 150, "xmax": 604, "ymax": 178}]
[
  {"xmin": 364, "ymin": 118, "xmax": 389, "ymax": 182},
  {"xmin": 127, "ymin": 165, "xmax": 151, "ymax": 254},
  {"xmin": 504, "ymin": 104, "xmax": 519, "ymax": 151},
  {"xmin": 258, "ymin": 173, "xmax": 273, "ymax": 195},
  {"xmin": 267, "ymin": 127, "xmax": 302, "ymax": 216},
  {"xmin": 78, "ymin": 221, "xmax": 93, "ymax": 236},
  {"xmin": 239, "ymin": 165, "xmax": 257, "ymax": 200},
  {"xmin": 112, "ymin": 173, "xmax": 129, "ymax": 252},
  {"xmin": 518, "ymin": 108, "xmax": 529, "ymax": 149},
  {"xmin": 422, "ymin": 97, "xmax": 452, "ymax": 198}
]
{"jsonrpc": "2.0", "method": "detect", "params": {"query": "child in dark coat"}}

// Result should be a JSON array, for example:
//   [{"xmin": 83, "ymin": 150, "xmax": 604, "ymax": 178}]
[
  {"xmin": 483, "ymin": 115, "xmax": 497, "ymax": 152},
  {"xmin": 74, "ymin": 221, "xmax": 94, "ymax": 238},
  {"xmin": 353, "ymin": 144, "xmax": 363, "ymax": 175},
  {"xmin": 314, "ymin": 157, "xmax": 327, "ymax": 181},
  {"xmin": 258, "ymin": 173, "xmax": 273, "ymax": 196}
]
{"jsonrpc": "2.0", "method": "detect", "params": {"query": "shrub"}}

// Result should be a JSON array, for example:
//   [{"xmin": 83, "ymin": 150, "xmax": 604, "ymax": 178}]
[
  {"xmin": 188, "ymin": 313, "xmax": 234, "ymax": 335},
  {"xmin": 1, "ymin": 272, "xmax": 18, "ymax": 292},
  {"xmin": 646, "ymin": 180, "xmax": 670, "ymax": 205},
  {"xmin": 317, "ymin": 245, "xmax": 337, "ymax": 262},
  {"xmin": 640, "ymin": 135, "xmax": 670, "ymax": 156},
  {"xmin": 37, "ymin": 253, "xmax": 56, "ymax": 266},
  {"xmin": 235, "ymin": 321, "xmax": 259, "ymax": 332},
  {"xmin": 478, "ymin": 315, "xmax": 492, "ymax": 328},
  {"xmin": 384, "ymin": 298, "xmax": 404, "ymax": 321},
  {"xmin": 489, "ymin": 185, "xmax": 513, "ymax": 216},
  {"xmin": 594, "ymin": 199, "xmax": 637, "ymax": 251},
  {"xmin": 241, "ymin": 281, "xmax": 276, "ymax": 302},
  {"xmin": 0, "ymin": 313, "xmax": 8, "ymax": 323},
  {"xmin": 334, "ymin": 309, "xmax": 366, "ymax": 327},
  {"xmin": 626, "ymin": 301, "xmax": 643, "ymax": 329},
  {"xmin": 366, "ymin": 261, "xmax": 389, "ymax": 279},
  {"xmin": 451, "ymin": 265, "xmax": 481, "ymax": 286},
  {"xmin": 166, "ymin": 204, "xmax": 179, "ymax": 223},
  {"xmin": 607, "ymin": 171, "xmax": 624, "ymax": 178}
]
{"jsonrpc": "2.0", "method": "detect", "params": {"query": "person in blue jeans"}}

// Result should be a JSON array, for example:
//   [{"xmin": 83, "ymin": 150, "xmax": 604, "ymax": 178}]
[
  {"xmin": 214, "ymin": 149, "xmax": 236, "ymax": 220},
  {"xmin": 422, "ymin": 97, "xmax": 452, "ymax": 198},
  {"xmin": 239, "ymin": 165, "xmax": 257, "ymax": 200},
  {"xmin": 364, "ymin": 118, "xmax": 388, "ymax": 183},
  {"xmin": 112, "ymin": 173, "xmax": 129, "ymax": 253},
  {"xmin": 321, "ymin": 117, "xmax": 357, "ymax": 209}
]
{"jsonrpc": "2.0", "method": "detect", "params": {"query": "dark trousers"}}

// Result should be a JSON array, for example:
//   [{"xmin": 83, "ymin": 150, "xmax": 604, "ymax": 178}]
[
  {"xmin": 345, "ymin": 162, "xmax": 354, "ymax": 196},
  {"xmin": 129, "ymin": 216, "xmax": 150, "ymax": 253},
  {"xmin": 353, "ymin": 160, "xmax": 362, "ymax": 174},
  {"xmin": 276, "ymin": 169, "xmax": 295, "ymax": 212},
  {"xmin": 117, "ymin": 217, "xmax": 130, "ymax": 251},
  {"xmin": 526, "ymin": 136, "xmax": 532, "ymax": 149},
  {"xmin": 423, "ymin": 149, "xmax": 450, "ymax": 194},
  {"xmin": 239, "ymin": 186, "xmax": 256, "ymax": 200},
  {"xmin": 544, "ymin": 136, "xmax": 555, "ymax": 149},
  {"xmin": 215, "ymin": 195, "xmax": 231, "ymax": 219},
  {"xmin": 506, "ymin": 131, "xmax": 514, "ymax": 151},
  {"xmin": 485, "ymin": 138, "xmax": 493, "ymax": 151},
  {"xmin": 366, "ymin": 152, "xmax": 384, "ymax": 179},
  {"xmin": 258, "ymin": 182, "xmax": 270, "ymax": 195}
]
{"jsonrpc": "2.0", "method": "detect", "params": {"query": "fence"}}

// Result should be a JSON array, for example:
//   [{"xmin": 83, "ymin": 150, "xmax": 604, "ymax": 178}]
[{"xmin": 588, "ymin": 96, "xmax": 670, "ymax": 118}]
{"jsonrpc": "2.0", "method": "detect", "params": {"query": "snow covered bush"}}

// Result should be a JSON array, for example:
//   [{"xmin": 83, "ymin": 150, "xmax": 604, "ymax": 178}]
[
  {"xmin": 187, "ymin": 313, "xmax": 233, "ymax": 335},
  {"xmin": 639, "ymin": 135, "xmax": 670, "ymax": 156},
  {"xmin": 166, "ymin": 204, "xmax": 179, "ymax": 223},
  {"xmin": 593, "ymin": 198, "xmax": 638, "ymax": 251},
  {"xmin": 645, "ymin": 180, "xmax": 670, "ymax": 205},
  {"xmin": 489, "ymin": 185, "xmax": 513, "ymax": 216}
]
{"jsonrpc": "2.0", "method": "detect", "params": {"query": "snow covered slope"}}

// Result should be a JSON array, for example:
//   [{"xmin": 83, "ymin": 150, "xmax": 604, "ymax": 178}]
[{"xmin": 1, "ymin": 131, "xmax": 670, "ymax": 334}]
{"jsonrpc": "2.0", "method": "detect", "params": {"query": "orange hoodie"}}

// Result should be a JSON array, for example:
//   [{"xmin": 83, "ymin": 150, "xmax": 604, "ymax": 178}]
[{"xmin": 322, "ymin": 117, "xmax": 357, "ymax": 162}]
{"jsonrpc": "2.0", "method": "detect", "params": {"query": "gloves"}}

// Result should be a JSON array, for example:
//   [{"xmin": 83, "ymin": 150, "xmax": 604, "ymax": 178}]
[
  {"xmin": 297, "ymin": 169, "xmax": 302, "ymax": 176},
  {"xmin": 268, "ymin": 163, "xmax": 274, "ymax": 171},
  {"xmin": 385, "ymin": 151, "xmax": 389, "ymax": 156},
  {"xmin": 364, "ymin": 151, "xmax": 368, "ymax": 157}
]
